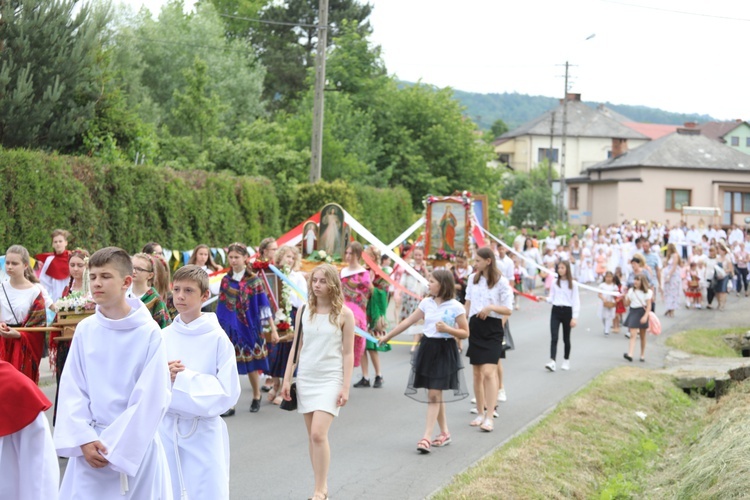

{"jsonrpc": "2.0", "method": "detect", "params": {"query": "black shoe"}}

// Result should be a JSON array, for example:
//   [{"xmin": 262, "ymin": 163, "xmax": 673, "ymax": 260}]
[
  {"xmin": 221, "ymin": 408, "xmax": 235, "ymax": 417},
  {"xmin": 373, "ymin": 375, "xmax": 383, "ymax": 388},
  {"xmin": 623, "ymin": 353, "xmax": 633, "ymax": 362},
  {"xmin": 353, "ymin": 377, "xmax": 371, "ymax": 388},
  {"xmin": 250, "ymin": 399, "xmax": 261, "ymax": 412},
  {"xmin": 261, "ymin": 385, "xmax": 272, "ymax": 393}
]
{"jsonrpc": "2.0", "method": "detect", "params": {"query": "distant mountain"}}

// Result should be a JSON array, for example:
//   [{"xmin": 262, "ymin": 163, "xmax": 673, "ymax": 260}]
[{"xmin": 448, "ymin": 89, "xmax": 716, "ymax": 131}]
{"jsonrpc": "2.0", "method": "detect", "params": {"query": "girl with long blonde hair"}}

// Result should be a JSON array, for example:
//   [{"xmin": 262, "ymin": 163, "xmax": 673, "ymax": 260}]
[{"xmin": 281, "ymin": 264, "xmax": 355, "ymax": 500}]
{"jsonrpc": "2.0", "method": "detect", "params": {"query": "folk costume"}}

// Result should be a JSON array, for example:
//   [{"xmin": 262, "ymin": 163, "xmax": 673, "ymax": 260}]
[
  {"xmin": 159, "ymin": 313, "xmax": 241, "ymax": 500},
  {"xmin": 54, "ymin": 298, "xmax": 172, "ymax": 499},
  {"xmin": 340, "ymin": 267, "xmax": 371, "ymax": 367},
  {"xmin": 138, "ymin": 286, "xmax": 172, "ymax": 329},
  {"xmin": 216, "ymin": 269, "xmax": 273, "ymax": 375},
  {"xmin": 0, "ymin": 282, "xmax": 47, "ymax": 383},
  {"xmin": 0, "ymin": 360, "xmax": 59, "ymax": 500},
  {"xmin": 36, "ymin": 249, "xmax": 70, "ymax": 301},
  {"xmin": 268, "ymin": 268, "xmax": 306, "ymax": 378},
  {"xmin": 366, "ymin": 270, "xmax": 391, "ymax": 353}
]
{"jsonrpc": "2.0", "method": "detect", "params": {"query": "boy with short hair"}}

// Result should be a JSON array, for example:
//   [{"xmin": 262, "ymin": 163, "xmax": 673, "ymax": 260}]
[
  {"xmin": 159, "ymin": 265, "xmax": 240, "ymax": 500},
  {"xmin": 54, "ymin": 247, "xmax": 172, "ymax": 499}
]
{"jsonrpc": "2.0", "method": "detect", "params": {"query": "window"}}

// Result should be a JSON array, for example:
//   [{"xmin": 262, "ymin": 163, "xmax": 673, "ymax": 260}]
[
  {"xmin": 731, "ymin": 136, "xmax": 740, "ymax": 146},
  {"xmin": 569, "ymin": 187, "xmax": 579, "ymax": 210},
  {"xmin": 665, "ymin": 189, "xmax": 691, "ymax": 211},
  {"xmin": 746, "ymin": 137, "xmax": 750, "ymax": 147},
  {"xmin": 724, "ymin": 191, "xmax": 750, "ymax": 213},
  {"xmin": 538, "ymin": 148, "xmax": 559, "ymax": 163}
]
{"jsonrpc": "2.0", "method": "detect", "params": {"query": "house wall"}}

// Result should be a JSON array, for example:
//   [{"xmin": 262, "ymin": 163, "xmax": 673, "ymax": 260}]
[
  {"xmin": 576, "ymin": 167, "xmax": 750, "ymax": 226},
  {"xmin": 496, "ymin": 135, "xmax": 649, "ymax": 175},
  {"xmin": 724, "ymin": 122, "xmax": 750, "ymax": 156}
]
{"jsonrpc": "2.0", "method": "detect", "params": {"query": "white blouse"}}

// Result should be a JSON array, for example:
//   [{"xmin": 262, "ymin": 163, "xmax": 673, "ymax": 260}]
[
  {"xmin": 0, "ymin": 282, "xmax": 42, "ymax": 325},
  {"xmin": 465, "ymin": 274, "xmax": 513, "ymax": 319},
  {"xmin": 418, "ymin": 298, "xmax": 465, "ymax": 339},
  {"xmin": 548, "ymin": 280, "xmax": 581, "ymax": 318}
]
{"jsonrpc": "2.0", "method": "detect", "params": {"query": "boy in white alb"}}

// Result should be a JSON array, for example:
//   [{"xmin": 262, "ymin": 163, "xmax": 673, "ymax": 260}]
[
  {"xmin": 54, "ymin": 247, "xmax": 172, "ymax": 499},
  {"xmin": 0, "ymin": 360, "xmax": 59, "ymax": 500},
  {"xmin": 159, "ymin": 265, "xmax": 241, "ymax": 500}
]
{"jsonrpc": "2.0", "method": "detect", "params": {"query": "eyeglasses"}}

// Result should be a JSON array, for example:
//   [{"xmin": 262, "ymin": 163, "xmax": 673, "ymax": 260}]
[{"xmin": 133, "ymin": 266, "xmax": 153, "ymax": 273}]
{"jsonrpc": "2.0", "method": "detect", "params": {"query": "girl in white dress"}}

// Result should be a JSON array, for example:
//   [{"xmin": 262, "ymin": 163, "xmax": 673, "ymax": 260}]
[{"xmin": 281, "ymin": 264, "xmax": 354, "ymax": 500}]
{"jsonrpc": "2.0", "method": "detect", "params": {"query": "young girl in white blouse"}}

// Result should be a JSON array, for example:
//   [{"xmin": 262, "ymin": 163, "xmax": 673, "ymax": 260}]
[
  {"xmin": 545, "ymin": 261, "xmax": 580, "ymax": 372},
  {"xmin": 380, "ymin": 270, "xmax": 469, "ymax": 454},
  {"xmin": 623, "ymin": 273, "xmax": 653, "ymax": 362}
]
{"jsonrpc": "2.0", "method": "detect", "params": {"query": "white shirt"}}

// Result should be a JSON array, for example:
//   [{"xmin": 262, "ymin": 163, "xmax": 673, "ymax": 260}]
[
  {"xmin": 544, "ymin": 236, "xmax": 560, "ymax": 252},
  {"xmin": 626, "ymin": 288, "xmax": 653, "ymax": 309},
  {"xmin": 496, "ymin": 255, "xmax": 514, "ymax": 280},
  {"xmin": 548, "ymin": 279, "xmax": 581, "ymax": 318},
  {"xmin": 418, "ymin": 297, "xmax": 465, "ymax": 339},
  {"xmin": 728, "ymin": 229, "xmax": 744, "ymax": 245},
  {"xmin": 465, "ymin": 274, "xmax": 513, "ymax": 319},
  {"xmin": 0, "ymin": 282, "xmax": 42, "ymax": 325}
]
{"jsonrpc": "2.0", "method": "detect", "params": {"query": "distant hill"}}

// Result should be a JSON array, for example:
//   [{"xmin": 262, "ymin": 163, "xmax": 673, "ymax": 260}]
[{"xmin": 448, "ymin": 89, "xmax": 716, "ymax": 131}]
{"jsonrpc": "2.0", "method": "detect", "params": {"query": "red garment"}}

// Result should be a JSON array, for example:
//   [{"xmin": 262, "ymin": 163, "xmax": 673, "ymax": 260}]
[
  {"xmin": 0, "ymin": 292, "xmax": 47, "ymax": 383},
  {"xmin": 0, "ymin": 360, "xmax": 52, "ymax": 437},
  {"xmin": 36, "ymin": 250, "xmax": 70, "ymax": 280}
]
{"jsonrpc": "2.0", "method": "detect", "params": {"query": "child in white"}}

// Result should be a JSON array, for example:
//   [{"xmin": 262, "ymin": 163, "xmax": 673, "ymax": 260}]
[
  {"xmin": 159, "ymin": 266, "xmax": 241, "ymax": 500},
  {"xmin": 597, "ymin": 272, "xmax": 618, "ymax": 335},
  {"xmin": 54, "ymin": 248, "xmax": 172, "ymax": 500}
]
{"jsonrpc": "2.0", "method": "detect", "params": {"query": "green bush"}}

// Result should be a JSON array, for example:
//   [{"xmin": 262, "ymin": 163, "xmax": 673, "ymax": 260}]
[
  {"xmin": 353, "ymin": 184, "xmax": 416, "ymax": 243},
  {"xmin": 0, "ymin": 147, "xmax": 280, "ymax": 254}
]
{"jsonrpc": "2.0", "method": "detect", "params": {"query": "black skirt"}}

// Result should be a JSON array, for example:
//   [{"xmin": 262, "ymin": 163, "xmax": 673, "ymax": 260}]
[
  {"xmin": 405, "ymin": 336, "xmax": 469, "ymax": 403},
  {"xmin": 467, "ymin": 316, "xmax": 505, "ymax": 365},
  {"xmin": 623, "ymin": 307, "xmax": 648, "ymax": 329}
]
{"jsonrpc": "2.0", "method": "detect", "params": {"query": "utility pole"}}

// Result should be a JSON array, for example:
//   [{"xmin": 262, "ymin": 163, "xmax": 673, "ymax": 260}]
[
  {"xmin": 548, "ymin": 111, "xmax": 555, "ymax": 187},
  {"xmin": 309, "ymin": 0, "xmax": 329, "ymax": 183},
  {"xmin": 560, "ymin": 61, "xmax": 569, "ymax": 220}
]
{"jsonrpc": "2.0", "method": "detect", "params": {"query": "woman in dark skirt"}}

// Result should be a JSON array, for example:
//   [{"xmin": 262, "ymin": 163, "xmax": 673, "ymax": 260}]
[
  {"xmin": 464, "ymin": 247, "xmax": 514, "ymax": 432},
  {"xmin": 379, "ymin": 270, "xmax": 469, "ymax": 454},
  {"xmin": 623, "ymin": 273, "xmax": 653, "ymax": 362}
]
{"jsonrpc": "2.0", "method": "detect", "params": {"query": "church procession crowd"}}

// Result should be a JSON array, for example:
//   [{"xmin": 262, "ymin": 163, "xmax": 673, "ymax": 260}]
[{"xmin": 1, "ymin": 218, "xmax": 749, "ymax": 500}]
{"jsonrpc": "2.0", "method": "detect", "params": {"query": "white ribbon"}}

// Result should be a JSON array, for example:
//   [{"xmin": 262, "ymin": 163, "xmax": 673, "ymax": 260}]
[
  {"xmin": 387, "ymin": 216, "xmax": 426, "ymax": 250},
  {"xmin": 475, "ymin": 222, "xmax": 620, "ymax": 297},
  {"xmin": 342, "ymin": 209, "xmax": 429, "ymax": 287}
]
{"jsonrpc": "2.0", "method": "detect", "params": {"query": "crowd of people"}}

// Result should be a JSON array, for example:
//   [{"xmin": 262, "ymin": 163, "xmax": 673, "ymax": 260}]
[{"xmin": 1, "ymin": 218, "xmax": 748, "ymax": 499}]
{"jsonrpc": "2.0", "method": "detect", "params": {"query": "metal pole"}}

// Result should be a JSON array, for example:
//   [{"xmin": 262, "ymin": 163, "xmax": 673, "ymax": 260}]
[
  {"xmin": 560, "ymin": 61, "xmax": 569, "ymax": 220},
  {"xmin": 548, "ymin": 111, "xmax": 555, "ymax": 187},
  {"xmin": 309, "ymin": 0, "xmax": 329, "ymax": 183}
]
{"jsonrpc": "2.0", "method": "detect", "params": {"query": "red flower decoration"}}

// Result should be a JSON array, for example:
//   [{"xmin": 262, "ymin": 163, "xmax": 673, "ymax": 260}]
[
  {"xmin": 276, "ymin": 321, "xmax": 291, "ymax": 332},
  {"xmin": 252, "ymin": 260, "xmax": 270, "ymax": 271}
]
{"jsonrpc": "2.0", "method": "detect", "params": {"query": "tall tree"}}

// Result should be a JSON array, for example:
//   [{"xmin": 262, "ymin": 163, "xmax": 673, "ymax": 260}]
[
  {"xmin": 0, "ymin": 0, "xmax": 110, "ymax": 150},
  {"xmin": 248, "ymin": 0, "xmax": 373, "ymax": 109}
]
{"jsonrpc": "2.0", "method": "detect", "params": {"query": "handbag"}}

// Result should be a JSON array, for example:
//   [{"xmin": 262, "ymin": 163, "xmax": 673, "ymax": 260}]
[
  {"xmin": 648, "ymin": 311, "xmax": 661, "ymax": 335},
  {"xmin": 280, "ymin": 305, "xmax": 305, "ymax": 412}
]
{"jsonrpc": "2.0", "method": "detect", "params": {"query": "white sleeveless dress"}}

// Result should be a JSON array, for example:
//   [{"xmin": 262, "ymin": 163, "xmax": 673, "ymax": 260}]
[{"xmin": 296, "ymin": 312, "xmax": 344, "ymax": 417}]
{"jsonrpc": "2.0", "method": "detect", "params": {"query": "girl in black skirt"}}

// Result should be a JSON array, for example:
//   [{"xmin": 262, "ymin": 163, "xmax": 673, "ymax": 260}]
[
  {"xmin": 623, "ymin": 273, "xmax": 653, "ymax": 362},
  {"xmin": 379, "ymin": 270, "xmax": 469, "ymax": 454},
  {"xmin": 464, "ymin": 247, "xmax": 514, "ymax": 432}
]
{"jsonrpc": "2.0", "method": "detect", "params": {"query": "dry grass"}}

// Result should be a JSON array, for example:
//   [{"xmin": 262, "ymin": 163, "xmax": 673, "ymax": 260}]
[
  {"xmin": 665, "ymin": 327, "xmax": 745, "ymax": 358},
  {"xmin": 647, "ymin": 379, "xmax": 750, "ymax": 499},
  {"xmin": 432, "ymin": 368, "xmax": 704, "ymax": 500}
]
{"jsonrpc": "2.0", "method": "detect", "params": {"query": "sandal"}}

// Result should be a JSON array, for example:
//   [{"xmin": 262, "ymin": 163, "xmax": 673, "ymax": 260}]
[
  {"xmin": 480, "ymin": 418, "xmax": 494, "ymax": 432},
  {"xmin": 470, "ymin": 416, "xmax": 484, "ymax": 427},
  {"xmin": 266, "ymin": 389, "xmax": 277, "ymax": 403},
  {"xmin": 432, "ymin": 432, "xmax": 451, "ymax": 447},
  {"xmin": 417, "ymin": 438, "xmax": 431, "ymax": 454}
]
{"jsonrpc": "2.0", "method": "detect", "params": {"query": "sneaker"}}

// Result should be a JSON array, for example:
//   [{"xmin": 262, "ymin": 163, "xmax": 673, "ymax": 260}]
[
  {"xmin": 373, "ymin": 375, "xmax": 383, "ymax": 388},
  {"xmin": 696, "ymin": 304, "xmax": 702, "ymax": 309},
  {"xmin": 561, "ymin": 359, "xmax": 570, "ymax": 371},
  {"xmin": 625, "ymin": 332, "xmax": 631, "ymax": 339},
  {"xmin": 497, "ymin": 389, "xmax": 507, "ymax": 402},
  {"xmin": 492, "ymin": 408, "xmax": 499, "ymax": 418},
  {"xmin": 545, "ymin": 360, "xmax": 556, "ymax": 372},
  {"xmin": 470, "ymin": 407, "xmax": 479, "ymax": 414},
  {"xmin": 353, "ymin": 377, "xmax": 371, "ymax": 388},
  {"xmin": 470, "ymin": 397, "xmax": 477, "ymax": 404}
]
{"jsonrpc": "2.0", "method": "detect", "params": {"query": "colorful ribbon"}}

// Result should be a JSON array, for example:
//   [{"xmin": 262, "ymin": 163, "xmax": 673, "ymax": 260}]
[
  {"xmin": 360, "ymin": 252, "xmax": 421, "ymax": 300},
  {"xmin": 387, "ymin": 216, "xmax": 426, "ymax": 250},
  {"xmin": 266, "ymin": 264, "xmax": 379, "ymax": 343}
]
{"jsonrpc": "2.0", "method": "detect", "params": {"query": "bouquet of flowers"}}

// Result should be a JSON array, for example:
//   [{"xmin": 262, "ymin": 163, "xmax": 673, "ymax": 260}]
[
  {"xmin": 54, "ymin": 292, "xmax": 95, "ymax": 314},
  {"xmin": 306, "ymin": 250, "xmax": 338, "ymax": 263}
]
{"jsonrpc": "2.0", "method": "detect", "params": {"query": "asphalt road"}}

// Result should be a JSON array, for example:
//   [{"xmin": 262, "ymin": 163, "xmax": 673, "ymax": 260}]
[{"xmin": 43, "ymin": 289, "xmax": 739, "ymax": 499}]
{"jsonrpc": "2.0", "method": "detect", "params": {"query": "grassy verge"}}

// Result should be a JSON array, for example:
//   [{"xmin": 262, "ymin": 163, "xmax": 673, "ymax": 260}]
[
  {"xmin": 433, "ymin": 368, "xmax": 706, "ymax": 499},
  {"xmin": 647, "ymin": 379, "xmax": 750, "ymax": 498},
  {"xmin": 665, "ymin": 327, "xmax": 746, "ymax": 358}
]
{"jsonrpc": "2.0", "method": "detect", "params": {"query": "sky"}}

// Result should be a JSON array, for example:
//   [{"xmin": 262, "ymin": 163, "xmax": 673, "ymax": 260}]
[{"xmin": 122, "ymin": 0, "xmax": 749, "ymax": 120}]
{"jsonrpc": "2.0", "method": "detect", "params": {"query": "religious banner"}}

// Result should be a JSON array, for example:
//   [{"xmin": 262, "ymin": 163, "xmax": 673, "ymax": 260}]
[{"xmin": 424, "ymin": 195, "xmax": 470, "ymax": 259}]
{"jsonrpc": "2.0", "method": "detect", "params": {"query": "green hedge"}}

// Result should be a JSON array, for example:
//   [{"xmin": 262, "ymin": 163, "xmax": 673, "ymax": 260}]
[
  {"xmin": 0, "ymin": 148, "xmax": 280, "ymax": 254},
  {"xmin": 0, "ymin": 148, "xmax": 417, "ymax": 255}
]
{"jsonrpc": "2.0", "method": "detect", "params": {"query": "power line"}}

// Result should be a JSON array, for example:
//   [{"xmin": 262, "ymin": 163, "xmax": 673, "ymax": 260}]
[
  {"xmin": 601, "ymin": 0, "xmax": 750, "ymax": 22},
  {"xmin": 137, "ymin": 37, "xmax": 254, "ymax": 55},
  {"xmin": 218, "ymin": 12, "xmax": 328, "ymax": 29}
]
